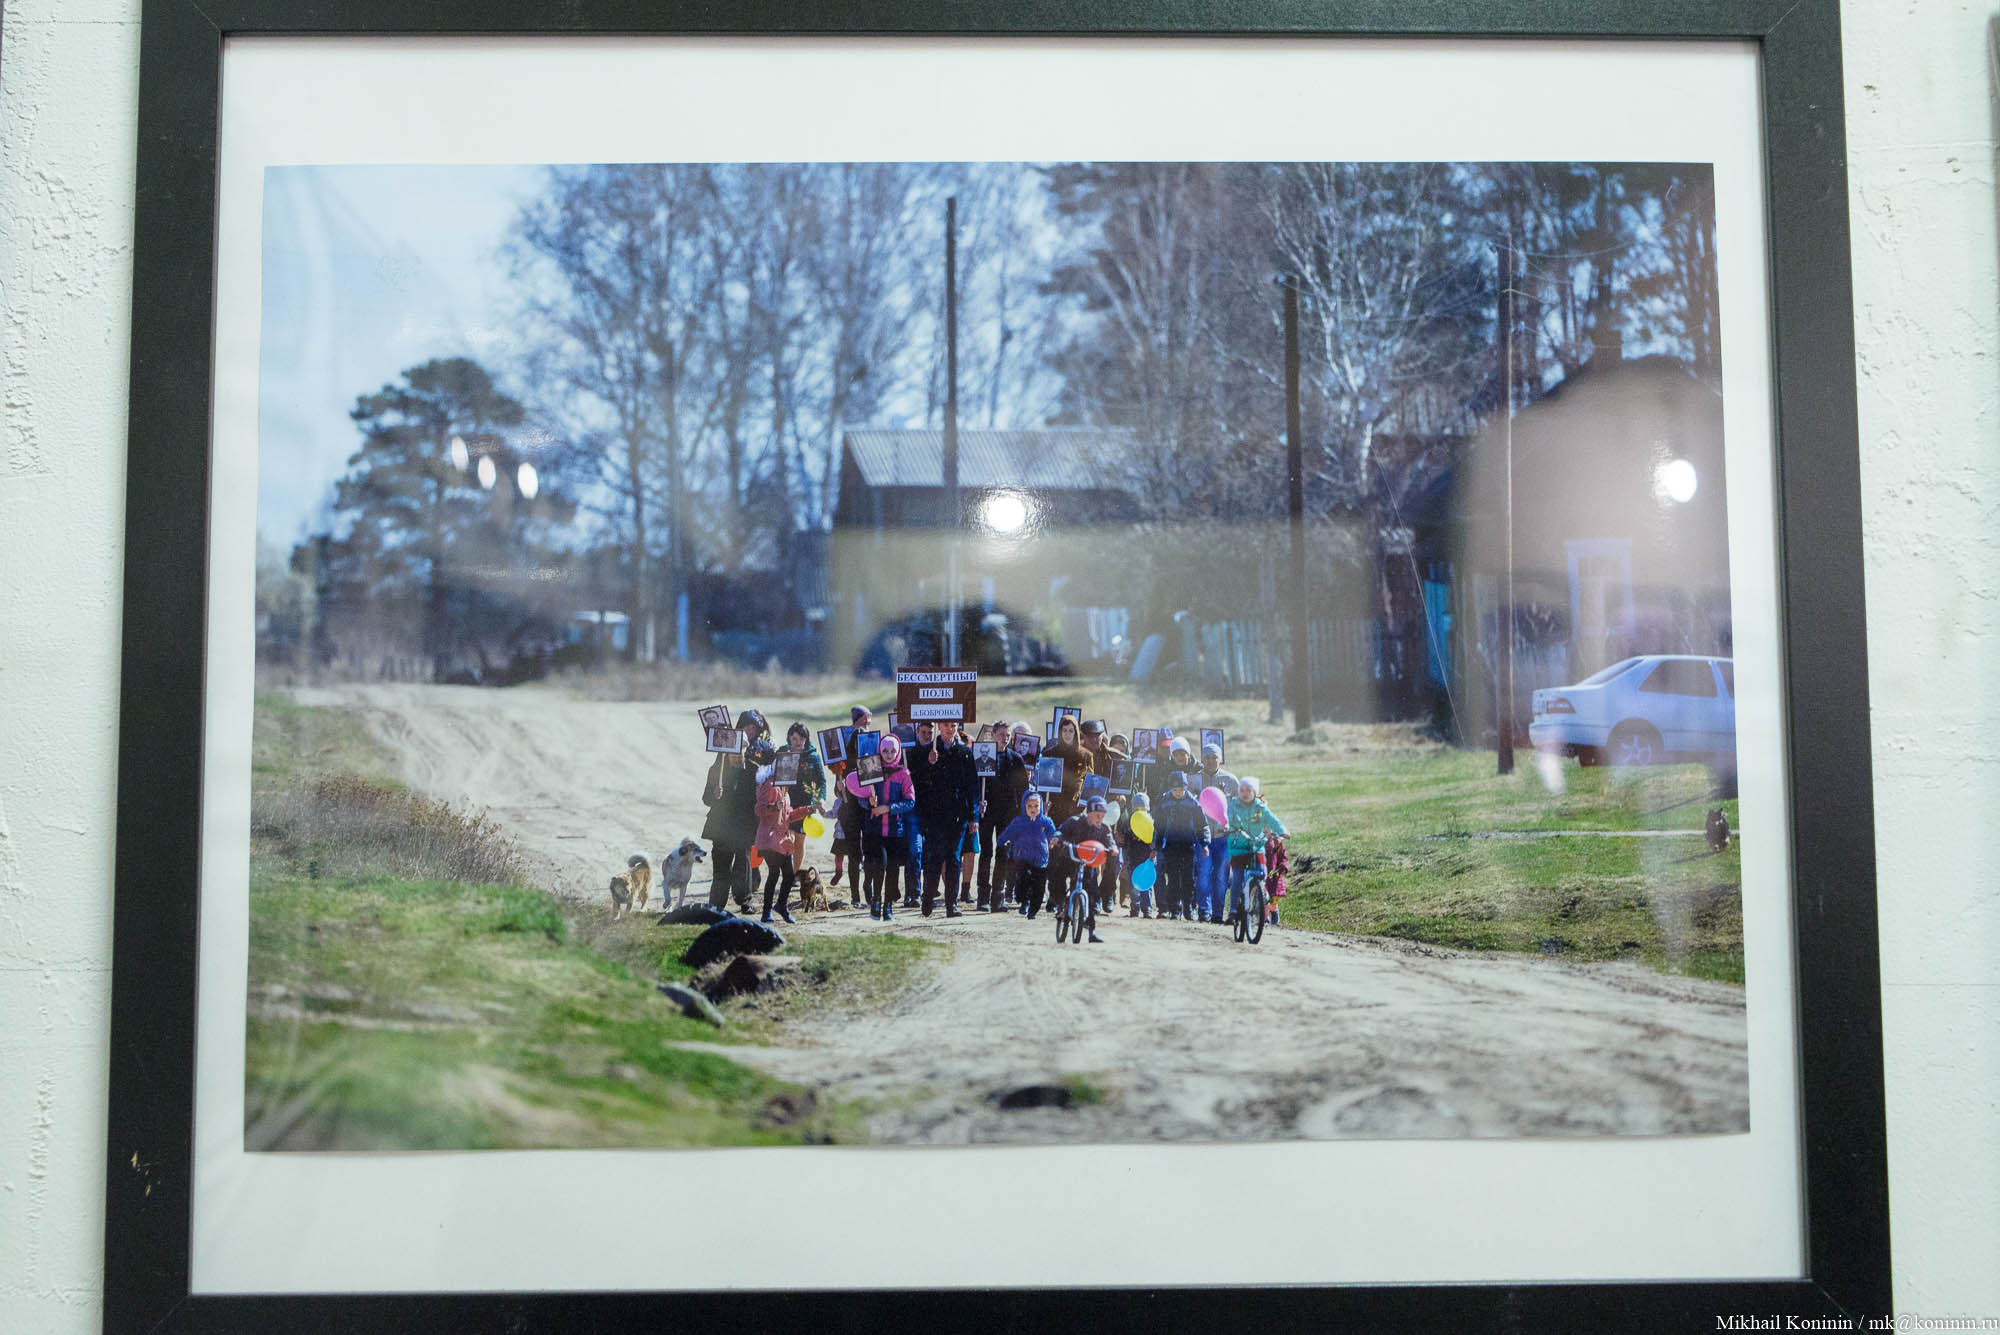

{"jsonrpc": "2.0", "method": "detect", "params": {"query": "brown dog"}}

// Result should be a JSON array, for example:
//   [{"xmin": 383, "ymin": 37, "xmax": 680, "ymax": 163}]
[
  {"xmin": 797, "ymin": 865, "xmax": 828, "ymax": 914},
  {"xmin": 608, "ymin": 854, "xmax": 654, "ymax": 914}
]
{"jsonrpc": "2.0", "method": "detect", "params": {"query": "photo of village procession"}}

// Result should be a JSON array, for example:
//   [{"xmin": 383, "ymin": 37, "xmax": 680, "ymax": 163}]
[{"xmin": 246, "ymin": 158, "xmax": 1747, "ymax": 1151}]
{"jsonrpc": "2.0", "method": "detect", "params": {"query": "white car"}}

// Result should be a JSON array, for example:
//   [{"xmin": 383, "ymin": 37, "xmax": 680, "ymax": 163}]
[{"xmin": 1529, "ymin": 655, "xmax": 1736, "ymax": 767}]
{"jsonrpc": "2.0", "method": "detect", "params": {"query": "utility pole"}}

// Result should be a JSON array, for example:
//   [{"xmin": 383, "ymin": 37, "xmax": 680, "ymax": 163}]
[
  {"xmin": 1283, "ymin": 277, "xmax": 1313, "ymax": 733},
  {"xmin": 944, "ymin": 195, "xmax": 961, "ymax": 668},
  {"xmin": 1497, "ymin": 241, "xmax": 1516, "ymax": 776}
]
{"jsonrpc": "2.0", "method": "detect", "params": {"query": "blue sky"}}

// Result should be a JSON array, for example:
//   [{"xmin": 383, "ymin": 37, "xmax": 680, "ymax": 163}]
[{"xmin": 257, "ymin": 164, "xmax": 544, "ymax": 547}]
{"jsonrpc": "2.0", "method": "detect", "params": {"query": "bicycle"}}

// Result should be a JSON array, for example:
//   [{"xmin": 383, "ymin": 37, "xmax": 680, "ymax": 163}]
[
  {"xmin": 1224, "ymin": 846, "xmax": 1271, "ymax": 945},
  {"xmin": 1055, "ymin": 856, "xmax": 1097, "ymax": 944}
]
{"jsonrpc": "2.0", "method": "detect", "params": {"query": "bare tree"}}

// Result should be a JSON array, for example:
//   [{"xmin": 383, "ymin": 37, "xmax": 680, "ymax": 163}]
[{"xmin": 511, "ymin": 164, "xmax": 718, "ymax": 657}]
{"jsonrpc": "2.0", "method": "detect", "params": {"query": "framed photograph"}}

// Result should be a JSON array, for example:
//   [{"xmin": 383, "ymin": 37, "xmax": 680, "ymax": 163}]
[
  {"xmin": 1013, "ymin": 732, "xmax": 1042, "ymax": 762},
  {"xmin": 817, "ymin": 727, "xmax": 846, "ymax": 765},
  {"xmin": 972, "ymin": 741, "xmax": 1000, "ymax": 777},
  {"xmin": 1080, "ymin": 773, "xmax": 1111, "ymax": 806},
  {"xmin": 852, "ymin": 728, "xmax": 881, "ymax": 759},
  {"xmin": 109, "ymin": 0, "xmax": 1887, "ymax": 1329},
  {"xmin": 772, "ymin": 751, "xmax": 801, "ymax": 786},
  {"xmin": 697, "ymin": 704, "xmax": 731, "ymax": 730},
  {"xmin": 1109, "ymin": 760, "xmax": 1134, "ymax": 797},
  {"xmin": 1200, "ymin": 728, "xmax": 1226, "ymax": 763},
  {"xmin": 1045, "ymin": 720, "xmax": 1058, "ymax": 743},
  {"xmin": 1031, "ymin": 756, "xmax": 1066, "ymax": 795},
  {"xmin": 1131, "ymin": 727, "xmax": 1159, "ymax": 758},
  {"xmin": 976, "ymin": 723, "xmax": 994, "ymax": 743}
]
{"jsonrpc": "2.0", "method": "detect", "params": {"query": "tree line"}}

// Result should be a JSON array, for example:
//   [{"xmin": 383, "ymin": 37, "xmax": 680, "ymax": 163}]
[{"xmin": 271, "ymin": 159, "xmax": 1718, "ymax": 681}]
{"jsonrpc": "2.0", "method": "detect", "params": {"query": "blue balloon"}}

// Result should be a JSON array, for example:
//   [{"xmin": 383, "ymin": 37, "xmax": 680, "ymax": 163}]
[{"xmin": 1132, "ymin": 859, "xmax": 1157, "ymax": 890}]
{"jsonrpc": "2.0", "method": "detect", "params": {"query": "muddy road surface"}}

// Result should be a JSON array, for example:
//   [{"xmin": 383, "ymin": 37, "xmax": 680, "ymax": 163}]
[{"xmin": 297, "ymin": 683, "xmax": 1749, "ymax": 1144}]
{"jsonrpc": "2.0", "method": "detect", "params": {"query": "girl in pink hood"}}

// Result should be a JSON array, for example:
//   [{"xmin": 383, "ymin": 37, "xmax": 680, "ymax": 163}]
[
  {"xmin": 754, "ymin": 751, "xmax": 814, "ymax": 924},
  {"xmin": 844, "ymin": 734, "xmax": 918, "ymax": 920}
]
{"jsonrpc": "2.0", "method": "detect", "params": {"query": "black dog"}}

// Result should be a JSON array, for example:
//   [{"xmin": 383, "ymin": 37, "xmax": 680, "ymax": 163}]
[{"xmin": 1705, "ymin": 807, "xmax": 1731, "ymax": 853}]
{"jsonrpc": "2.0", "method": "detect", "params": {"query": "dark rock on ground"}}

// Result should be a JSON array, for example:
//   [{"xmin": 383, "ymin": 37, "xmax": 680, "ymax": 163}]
[
  {"xmin": 757, "ymin": 1087, "xmax": 819, "ymax": 1128},
  {"xmin": 682, "ymin": 917, "xmax": 786, "ymax": 969},
  {"xmin": 993, "ymin": 1083, "xmax": 1075, "ymax": 1111},
  {"xmin": 657, "ymin": 903, "xmax": 733, "ymax": 927},
  {"xmin": 708, "ymin": 954, "xmax": 803, "ymax": 999},
  {"xmin": 656, "ymin": 982, "xmax": 725, "ymax": 1027}
]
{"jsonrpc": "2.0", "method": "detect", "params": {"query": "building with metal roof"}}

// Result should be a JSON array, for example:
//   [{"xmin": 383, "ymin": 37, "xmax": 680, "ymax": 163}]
[{"xmin": 830, "ymin": 427, "xmax": 1146, "ymax": 673}]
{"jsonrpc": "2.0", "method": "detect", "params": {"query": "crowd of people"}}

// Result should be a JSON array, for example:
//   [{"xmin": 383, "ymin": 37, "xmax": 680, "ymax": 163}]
[{"xmin": 698, "ymin": 704, "xmax": 1288, "ymax": 940}]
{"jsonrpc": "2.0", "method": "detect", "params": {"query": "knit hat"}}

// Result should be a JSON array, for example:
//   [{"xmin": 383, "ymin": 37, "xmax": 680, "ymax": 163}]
[
  {"xmin": 850, "ymin": 705, "xmax": 870, "ymax": 722},
  {"xmin": 1170, "ymin": 770, "xmax": 1190, "ymax": 788},
  {"xmin": 1085, "ymin": 795, "xmax": 1108, "ymax": 813},
  {"xmin": 1170, "ymin": 737, "xmax": 1192, "ymax": 756},
  {"xmin": 1202, "ymin": 741, "xmax": 1223, "ymax": 760},
  {"xmin": 1129, "ymin": 791, "xmax": 1151, "ymax": 809}
]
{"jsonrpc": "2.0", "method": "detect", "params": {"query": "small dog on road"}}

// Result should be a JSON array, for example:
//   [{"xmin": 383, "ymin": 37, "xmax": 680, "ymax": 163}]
[
  {"xmin": 797, "ymin": 865, "xmax": 828, "ymax": 914},
  {"xmin": 657, "ymin": 838, "xmax": 707, "ymax": 910},
  {"xmin": 608, "ymin": 853, "xmax": 653, "ymax": 914}
]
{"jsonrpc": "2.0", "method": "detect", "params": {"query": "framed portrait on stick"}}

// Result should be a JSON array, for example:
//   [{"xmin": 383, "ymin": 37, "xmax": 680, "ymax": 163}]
[{"xmin": 106, "ymin": 0, "xmax": 1887, "ymax": 1329}]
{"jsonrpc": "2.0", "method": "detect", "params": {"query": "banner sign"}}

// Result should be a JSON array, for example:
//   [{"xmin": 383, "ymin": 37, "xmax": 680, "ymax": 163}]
[{"xmin": 895, "ymin": 668, "xmax": 977, "ymax": 723}]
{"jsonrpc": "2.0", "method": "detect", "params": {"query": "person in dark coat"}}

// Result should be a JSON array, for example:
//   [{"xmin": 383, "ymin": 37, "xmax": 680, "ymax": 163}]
[
  {"xmin": 699, "ymin": 710, "xmax": 765, "ymax": 911},
  {"xmin": 977, "ymin": 721, "xmax": 1031, "ymax": 910},
  {"xmin": 1153, "ymin": 770, "xmax": 1208, "ymax": 921},
  {"xmin": 910, "ymin": 718, "xmax": 979, "ymax": 916},
  {"xmin": 1042, "ymin": 715, "xmax": 1088, "ymax": 826}
]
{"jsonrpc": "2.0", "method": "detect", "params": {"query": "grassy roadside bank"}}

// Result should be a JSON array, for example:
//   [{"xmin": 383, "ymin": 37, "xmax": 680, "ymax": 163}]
[{"xmin": 247, "ymin": 691, "xmax": 943, "ymax": 1150}]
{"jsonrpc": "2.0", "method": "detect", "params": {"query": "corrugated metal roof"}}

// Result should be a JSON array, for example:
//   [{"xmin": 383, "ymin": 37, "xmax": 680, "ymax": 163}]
[{"xmin": 843, "ymin": 428, "xmax": 1138, "ymax": 491}]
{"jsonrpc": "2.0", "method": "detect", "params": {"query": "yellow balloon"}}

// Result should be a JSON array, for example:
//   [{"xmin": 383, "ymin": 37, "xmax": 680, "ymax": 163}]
[
  {"xmin": 1131, "ymin": 810, "xmax": 1155, "ymax": 843},
  {"xmin": 801, "ymin": 814, "xmax": 826, "ymax": 839}
]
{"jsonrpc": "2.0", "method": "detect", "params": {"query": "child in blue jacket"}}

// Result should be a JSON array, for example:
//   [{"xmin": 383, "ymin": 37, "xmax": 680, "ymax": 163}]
[{"xmin": 995, "ymin": 790, "xmax": 1059, "ymax": 921}]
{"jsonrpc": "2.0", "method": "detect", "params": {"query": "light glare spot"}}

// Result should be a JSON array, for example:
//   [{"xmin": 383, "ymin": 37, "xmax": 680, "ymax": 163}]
[
  {"xmin": 516, "ymin": 462, "xmax": 539, "ymax": 499},
  {"xmin": 476, "ymin": 455, "xmax": 497, "ymax": 490},
  {"xmin": 1654, "ymin": 458, "xmax": 1698, "ymax": 504},
  {"xmin": 449, "ymin": 435, "xmax": 469, "ymax": 471},
  {"xmin": 981, "ymin": 492, "xmax": 1028, "ymax": 533}
]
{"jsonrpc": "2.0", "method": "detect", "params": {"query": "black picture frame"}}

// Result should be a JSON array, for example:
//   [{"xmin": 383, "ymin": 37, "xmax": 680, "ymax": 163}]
[{"xmin": 108, "ymin": 1, "xmax": 1885, "ymax": 1330}]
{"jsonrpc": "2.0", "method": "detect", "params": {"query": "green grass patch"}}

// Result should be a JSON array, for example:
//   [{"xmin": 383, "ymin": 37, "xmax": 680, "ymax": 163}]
[
  {"xmin": 1062, "ymin": 1073, "xmax": 1110, "ymax": 1107},
  {"xmin": 245, "ymin": 873, "xmax": 850, "ymax": 1149},
  {"xmin": 1264, "ymin": 756, "xmax": 1742, "ymax": 982}
]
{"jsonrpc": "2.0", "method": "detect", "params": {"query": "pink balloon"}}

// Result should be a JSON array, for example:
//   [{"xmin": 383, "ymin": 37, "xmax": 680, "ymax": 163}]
[{"xmin": 1198, "ymin": 787, "xmax": 1227, "ymax": 823}]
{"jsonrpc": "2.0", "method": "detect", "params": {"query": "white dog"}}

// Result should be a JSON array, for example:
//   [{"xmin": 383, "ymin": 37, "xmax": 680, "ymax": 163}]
[{"xmin": 658, "ymin": 838, "xmax": 707, "ymax": 910}]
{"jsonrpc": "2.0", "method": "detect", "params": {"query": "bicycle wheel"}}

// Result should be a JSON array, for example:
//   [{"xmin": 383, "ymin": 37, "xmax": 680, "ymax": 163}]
[
  {"xmin": 1070, "ymin": 890, "xmax": 1090, "ymax": 943},
  {"xmin": 1244, "ymin": 878, "xmax": 1266, "ymax": 944},
  {"xmin": 1056, "ymin": 909, "xmax": 1070, "ymax": 943},
  {"xmin": 1230, "ymin": 888, "xmax": 1245, "ymax": 942}
]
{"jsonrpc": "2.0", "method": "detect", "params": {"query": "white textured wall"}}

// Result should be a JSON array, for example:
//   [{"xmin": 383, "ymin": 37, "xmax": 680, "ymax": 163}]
[
  {"xmin": 0, "ymin": 2, "xmax": 1992, "ymax": 1326},
  {"xmin": 1844, "ymin": 0, "xmax": 2000, "ymax": 1313}
]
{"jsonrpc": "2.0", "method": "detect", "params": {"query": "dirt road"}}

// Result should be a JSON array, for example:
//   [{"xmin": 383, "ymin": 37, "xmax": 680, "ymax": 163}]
[{"xmin": 297, "ymin": 683, "xmax": 1749, "ymax": 1143}]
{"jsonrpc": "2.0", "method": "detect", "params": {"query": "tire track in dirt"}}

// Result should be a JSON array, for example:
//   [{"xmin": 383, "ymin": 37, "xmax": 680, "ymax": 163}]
[{"xmin": 297, "ymin": 682, "xmax": 1750, "ymax": 1144}]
